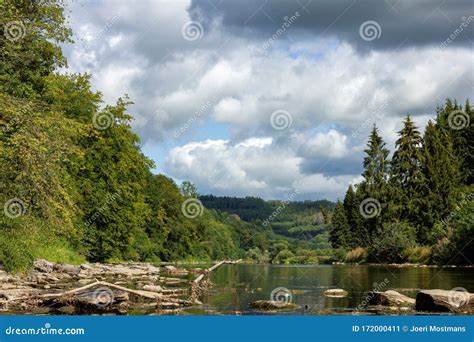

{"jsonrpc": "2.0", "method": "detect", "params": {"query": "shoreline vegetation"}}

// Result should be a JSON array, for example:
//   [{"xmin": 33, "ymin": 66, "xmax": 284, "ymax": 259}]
[{"xmin": 0, "ymin": 1, "xmax": 472, "ymax": 280}]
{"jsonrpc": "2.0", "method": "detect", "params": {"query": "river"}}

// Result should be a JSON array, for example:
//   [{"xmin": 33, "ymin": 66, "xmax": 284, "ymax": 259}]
[{"xmin": 192, "ymin": 264, "xmax": 474, "ymax": 315}]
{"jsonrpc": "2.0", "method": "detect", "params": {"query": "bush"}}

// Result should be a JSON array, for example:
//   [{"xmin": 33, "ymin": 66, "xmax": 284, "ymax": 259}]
[
  {"xmin": 272, "ymin": 249, "xmax": 294, "ymax": 264},
  {"xmin": 402, "ymin": 246, "xmax": 431, "ymax": 264},
  {"xmin": 345, "ymin": 247, "xmax": 368, "ymax": 263},
  {"xmin": 368, "ymin": 221, "xmax": 417, "ymax": 263}
]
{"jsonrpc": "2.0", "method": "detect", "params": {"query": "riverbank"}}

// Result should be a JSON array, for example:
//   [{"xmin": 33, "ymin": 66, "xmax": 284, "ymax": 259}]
[{"xmin": 0, "ymin": 259, "xmax": 239, "ymax": 315}]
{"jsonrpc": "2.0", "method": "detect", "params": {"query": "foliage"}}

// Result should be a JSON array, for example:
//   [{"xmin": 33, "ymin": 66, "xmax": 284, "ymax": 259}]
[
  {"xmin": 402, "ymin": 246, "xmax": 431, "ymax": 264},
  {"xmin": 368, "ymin": 221, "xmax": 417, "ymax": 263},
  {"xmin": 345, "ymin": 247, "xmax": 368, "ymax": 263}
]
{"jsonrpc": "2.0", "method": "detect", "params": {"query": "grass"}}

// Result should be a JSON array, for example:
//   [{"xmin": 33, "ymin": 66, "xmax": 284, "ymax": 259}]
[
  {"xmin": 402, "ymin": 246, "xmax": 432, "ymax": 264},
  {"xmin": 345, "ymin": 247, "xmax": 368, "ymax": 263},
  {"xmin": 0, "ymin": 218, "xmax": 85, "ymax": 273}
]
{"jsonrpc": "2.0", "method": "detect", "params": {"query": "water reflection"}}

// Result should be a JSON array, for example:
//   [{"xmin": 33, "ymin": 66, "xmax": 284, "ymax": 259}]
[{"xmin": 201, "ymin": 264, "xmax": 474, "ymax": 315}]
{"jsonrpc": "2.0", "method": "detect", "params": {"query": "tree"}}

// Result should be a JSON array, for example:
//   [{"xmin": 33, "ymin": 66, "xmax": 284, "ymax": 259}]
[
  {"xmin": 343, "ymin": 185, "xmax": 365, "ymax": 247},
  {"xmin": 180, "ymin": 181, "xmax": 199, "ymax": 198},
  {"xmin": 358, "ymin": 125, "xmax": 390, "ymax": 240},
  {"xmin": 390, "ymin": 115, "xmax": 425, "ymax": 239},
  {"xmin": 329, "ymin": 201, "xmax": 350, "ymax": 248},
  {"xmin": 361, "ymin": 124, "xmax": 390, "ymax": 191},
  {"xmin": 421, "ymin": 120, "xmax": 461, "ymax": 242}
]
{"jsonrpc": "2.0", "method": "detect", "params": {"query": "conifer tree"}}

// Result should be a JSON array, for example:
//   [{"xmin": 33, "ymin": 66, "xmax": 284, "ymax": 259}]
[
  {"xmin": 390, "ymin": 115, "xmax": 425, "ymax": 238},
  {"xmin": 421, "ymin": 120, "xmax": 461, "ymax": 242},
  {"xmin": 358, "ymin": 125, "xmax": 391, "ymax": 240},
  {"xmin": 329, "ymin": 201, "xmax": 350, "ymax": 248},
  {"xmin": 343, "ymin": 185, "xmax": 365, "ymax": 247}
]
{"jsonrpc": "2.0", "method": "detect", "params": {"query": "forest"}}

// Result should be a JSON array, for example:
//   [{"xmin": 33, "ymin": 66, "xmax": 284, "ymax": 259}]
[{"xmin": 1, "ymin": 0, "xmax": 472, "ymax": 272}]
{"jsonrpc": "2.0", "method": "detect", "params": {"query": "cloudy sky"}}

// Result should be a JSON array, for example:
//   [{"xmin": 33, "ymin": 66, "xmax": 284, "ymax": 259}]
[{"xmin": 62, "ymin": 0, "xmax": 473, "ymax": 201}]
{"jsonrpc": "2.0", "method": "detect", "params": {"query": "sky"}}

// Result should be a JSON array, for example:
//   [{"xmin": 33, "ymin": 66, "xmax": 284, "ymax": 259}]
[{"xmin": 62, "ymin": 0, "xmax": 473, "ymax": 201}]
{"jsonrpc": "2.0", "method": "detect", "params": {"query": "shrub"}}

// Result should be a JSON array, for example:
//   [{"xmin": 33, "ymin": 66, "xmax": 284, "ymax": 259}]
[
  {"xmin": 368, "ymin": 221, "xmax": 417, "ymax": 263},
  {"xmin": 402, "ymin": 246, "xmax": 431, "ymax": 264},
  {"xmin": 272, "ymin": 249, "xmax": 294, "ymax": 264},
  {"xmin": 345, "ymin": 247, "xmax": 368, "ymax": 263}
]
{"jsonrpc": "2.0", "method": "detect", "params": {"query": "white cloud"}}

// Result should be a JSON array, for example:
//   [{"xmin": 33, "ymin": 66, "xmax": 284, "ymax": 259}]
[
  {"xmin": 166, "ymin": 135, "xmax": 359, "ymax": 200},
  {"xmin": 62, "ymin": 0, "xmax": 473, "ymax": 199}
]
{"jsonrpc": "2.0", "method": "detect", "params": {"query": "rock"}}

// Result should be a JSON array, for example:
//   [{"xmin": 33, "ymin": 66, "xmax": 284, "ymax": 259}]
[
  {"xmin": 249, "ymin": 300, "xmax": 297, "ymax": 311},
  {"xmin": 53, "ymin": 263, "xmax": 81, "ymax": 276},
  {"xmin": 0, "ymin": 270, "xmax": 10, "ymax": 281},
  {"xmin": 324, "ymin": 289, "xmax": 348, "ymax": 297},
  {"xmin": 367, "ymin": 290, "xmax": 415, "ymax": 306},
  {"xmin": 416, "ymin": 289, "xmax": 474, "ymax": 312},
  {"xmin": 0, "ymin": 288, "xmax": 41, "ymax": 300},
  {"xmin": 143, "ymin": 285, "xmax": 163, "ymax": 293},
  {"xmin": 33, "ymin": 259, "xmax": 55, "ymax": 273}
]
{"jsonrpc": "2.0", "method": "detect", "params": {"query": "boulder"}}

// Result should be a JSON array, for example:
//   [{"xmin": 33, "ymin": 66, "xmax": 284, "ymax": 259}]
[
  {"xmin": 367, "ymin": 290, "xmax": 415, "ymax": 306},
  {"xmin": 324, "ymin": 289, "xmax": 348, "ymax": 297},
  {"xmin": 53, "ymin": 263, "xmax": 81, "ymax": 276},
  {"xmin": 249, "ymin": 300, "xmax": 297, "ymax": 311},
  {"xmin": 33, "ymin": 259, "xmax": 55, "ymax": 273},
  {"xmin": 416, "ymin": 289, "xmax": 474, "ymax": 312}
]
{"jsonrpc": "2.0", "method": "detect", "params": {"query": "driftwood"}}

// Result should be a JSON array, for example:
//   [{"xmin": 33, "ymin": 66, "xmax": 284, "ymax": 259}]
[{"xmin": 1, "ymin": 259, "xmax": 242, "ymax": 314}]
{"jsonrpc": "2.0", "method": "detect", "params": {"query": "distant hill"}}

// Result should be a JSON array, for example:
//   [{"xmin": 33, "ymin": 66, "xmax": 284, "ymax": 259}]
[{"xmin": 199, "ymin": 195, "xmax": 335, "ymax": 246}]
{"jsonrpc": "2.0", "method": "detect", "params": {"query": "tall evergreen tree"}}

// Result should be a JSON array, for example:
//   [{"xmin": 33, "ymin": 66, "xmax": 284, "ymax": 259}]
[
  {"xmin": 343, "ymin": 185, "xmax": 365, "ymax": 247},
  {"xmin": 358, "ymin": 125, "xmax": 390, "ymax": 239},
  {"xmin": 361, "ymin": 124, "xmax": 390, "ymax": 191},
  {"xmin": 329, "ymin": 201, "xmax": 350, "ymax": 248},
  {"xmin": 421, "ymin": 120, "xmax": 461, "ymax": 242},
  {"xmin": 390, "ymin": 115, "xmax": 425, "ymax": 239}
]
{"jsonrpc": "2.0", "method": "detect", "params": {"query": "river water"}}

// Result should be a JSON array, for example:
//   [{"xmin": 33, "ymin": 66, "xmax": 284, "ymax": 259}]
[{"xmin": 196, "ymin": 264, "xmax": 474, "ymax": 315}]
